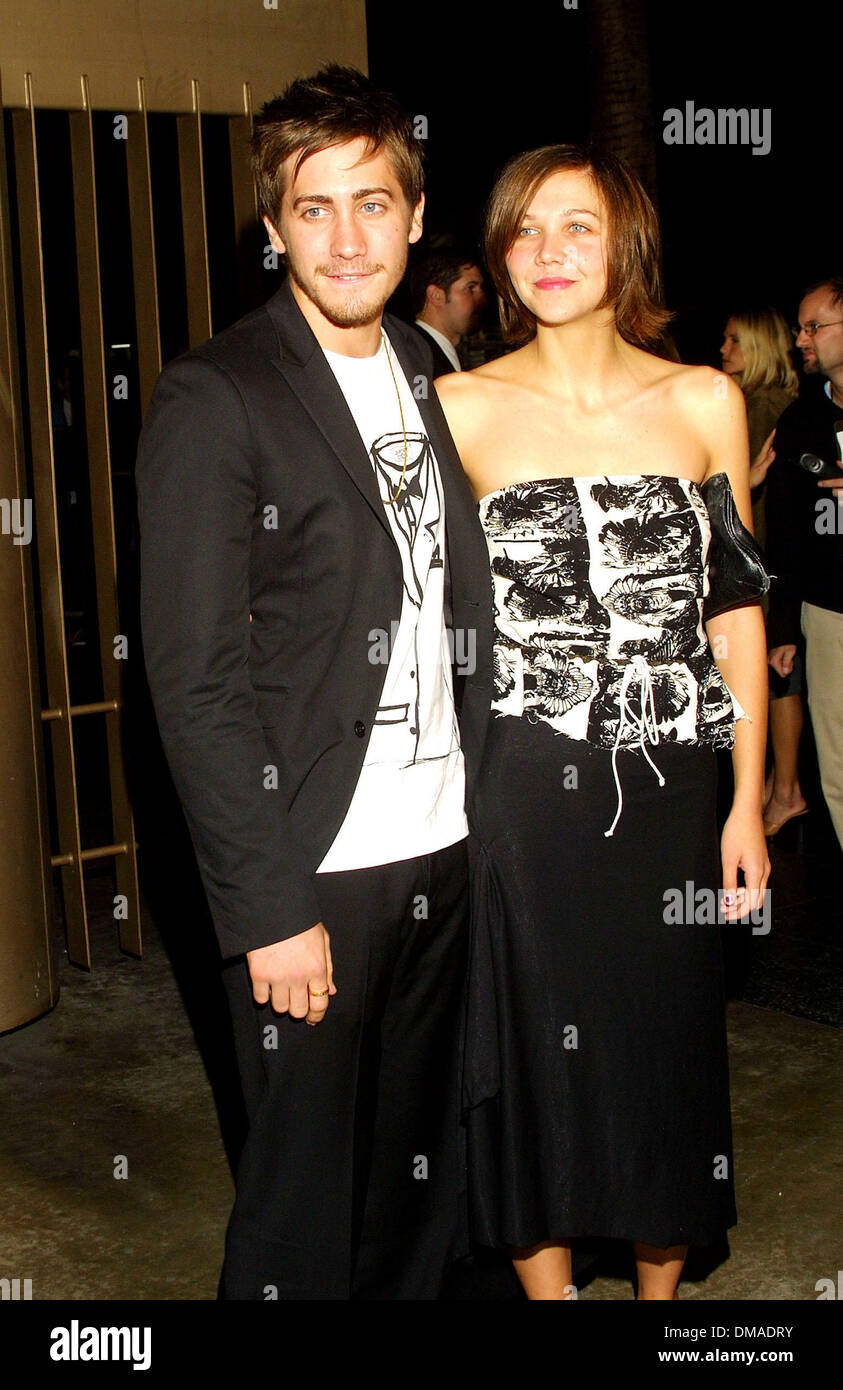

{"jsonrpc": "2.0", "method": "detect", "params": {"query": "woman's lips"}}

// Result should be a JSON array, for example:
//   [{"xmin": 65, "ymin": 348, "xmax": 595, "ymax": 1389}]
[{"xmin": 534, "ymin": 277, "xmax": 575, "ymax": 289}]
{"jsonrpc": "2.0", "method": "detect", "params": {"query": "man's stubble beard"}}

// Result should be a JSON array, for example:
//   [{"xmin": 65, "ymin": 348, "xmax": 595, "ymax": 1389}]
[{"xmin": 284, "ymin": 247, "xmax": 406, "ymax": 329}]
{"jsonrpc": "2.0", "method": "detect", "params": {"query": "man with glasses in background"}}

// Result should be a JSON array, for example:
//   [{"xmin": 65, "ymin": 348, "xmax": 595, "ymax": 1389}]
[{"xmin": 766, "ymin": 277, "xmax": 843, "ymax": 850}]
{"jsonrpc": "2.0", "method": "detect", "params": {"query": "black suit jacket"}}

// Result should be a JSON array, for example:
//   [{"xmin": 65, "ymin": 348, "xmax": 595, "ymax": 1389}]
[
  {"xmin": 136, "ymin": 278, "xmax": 492, "ymax": 960},
  {"xmin": 765, "ymin": 386, "xmax": 843, "ymax": 648},
  {"xmin": 414, "ymin": 321, "xmax": 460, "ymax": 379}
]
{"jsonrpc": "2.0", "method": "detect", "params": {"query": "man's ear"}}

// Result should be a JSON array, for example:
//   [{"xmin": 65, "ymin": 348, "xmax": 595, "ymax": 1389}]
[
  {"xmin": 408, "ymin": 192, "xmax": 425, "ymax": 245},
  {"xmin": 263, "ymin": 213, "xmax": 286, "ymax": 256}
]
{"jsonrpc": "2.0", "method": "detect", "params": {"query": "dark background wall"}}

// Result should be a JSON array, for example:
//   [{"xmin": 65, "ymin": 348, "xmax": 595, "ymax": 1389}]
[
  {"xmin": 367, "ymin": 0, "xmax": 837, "ymax": 364},
  {"xmin": 12, "ymin": 0, "xmax": 837, "ymax": 388}
]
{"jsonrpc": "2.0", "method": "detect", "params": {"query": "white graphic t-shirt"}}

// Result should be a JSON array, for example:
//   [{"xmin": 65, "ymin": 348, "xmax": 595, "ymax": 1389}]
[{"xmin": 316, "ymin": 330, "xmax": 468, "ymax": 873}]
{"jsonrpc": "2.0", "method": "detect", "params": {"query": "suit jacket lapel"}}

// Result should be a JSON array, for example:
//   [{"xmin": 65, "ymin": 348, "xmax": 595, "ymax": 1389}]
[
  {"xmin": 266, "ymin": 279, "xmax": 393, "ymax": 539},
  {"xmin": 265, "ymin": 281, "xmax": 479, "ymax": 561},
  {"xmin": 384, "ymin": 316, "xmax": 454, "ymax": 474}
]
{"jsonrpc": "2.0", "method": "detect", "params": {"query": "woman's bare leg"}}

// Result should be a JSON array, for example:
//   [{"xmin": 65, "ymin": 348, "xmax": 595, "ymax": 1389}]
[
  {"xmin": 764, "ymin": 694, "xmax": 807, "ymax": 825},
  {"xmin": 634, "ymin": 1242, "xmax": 687, "ymax": 1300},
  {"xmin": 511, "ymin": 1241, "xmax": 574, "ymax": 1300}
]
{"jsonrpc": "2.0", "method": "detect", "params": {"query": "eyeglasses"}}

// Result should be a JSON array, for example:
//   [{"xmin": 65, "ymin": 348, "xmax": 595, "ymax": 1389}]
[{"xmin": 792, "ymin": 320, "xmax": 843, "ymax": 338}]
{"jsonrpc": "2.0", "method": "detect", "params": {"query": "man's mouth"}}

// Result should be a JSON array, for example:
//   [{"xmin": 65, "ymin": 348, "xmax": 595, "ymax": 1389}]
[{"xmin": 320, "ymin": 267, "xmax": 382, "ymax": 284}]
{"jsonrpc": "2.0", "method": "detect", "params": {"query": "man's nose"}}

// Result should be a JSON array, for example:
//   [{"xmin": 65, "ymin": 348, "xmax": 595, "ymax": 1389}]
[{"xmin": 331, "ymin": 211, "xmax": 367, "ymax": 258}]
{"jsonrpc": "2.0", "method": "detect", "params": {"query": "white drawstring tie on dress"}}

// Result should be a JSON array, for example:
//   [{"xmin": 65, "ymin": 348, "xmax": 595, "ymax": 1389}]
[{"xmin": 604, "ymin": 655, "xmax": 666, "ymax": 837}]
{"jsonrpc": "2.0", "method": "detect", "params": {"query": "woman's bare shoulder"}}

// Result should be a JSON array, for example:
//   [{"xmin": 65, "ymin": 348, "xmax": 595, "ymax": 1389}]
[
  {"xmin": 434, "ymin": 356, "xmax": 527, "ymax": 481},
  {"xmin": 436, "ymin": 349, "xmax": 530, "ymax": 409},
  {"xmin": 434, "ymin": 371, "xmax": 493, "ymax": 463},
  {"xmin": 665, "ymin": 362, "xmax": 746, "ymax": 445},
  {"xmin": 653, "ymin": 361, "xmax": 749, "ymax": 486},
  {"xmin": 623, "ymin": 346, "xmax": 710, "ymax": 394},
  {"xmin": 630, "ymin": 354, "xmax": 744, "ymax": 428},
  {"xmin": 664, "ymin": 359, "xmax": 742, "ymax": 405}
]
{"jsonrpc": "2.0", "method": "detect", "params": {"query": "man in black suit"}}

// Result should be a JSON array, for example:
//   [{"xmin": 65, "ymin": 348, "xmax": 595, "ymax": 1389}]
[
  {"xmin": 410, "ymin": 248, "xmax": 487, "ymax": 377},
  {"xmin": 135, "ymin": 66, "xmax": 492, "ymax": 1299}
]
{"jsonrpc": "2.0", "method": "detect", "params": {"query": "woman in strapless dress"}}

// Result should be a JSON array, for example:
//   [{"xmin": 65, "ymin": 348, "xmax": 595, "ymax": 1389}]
[{"xmin": 436, "ymin": 145, "xmax": 770, "ymax": 1301}]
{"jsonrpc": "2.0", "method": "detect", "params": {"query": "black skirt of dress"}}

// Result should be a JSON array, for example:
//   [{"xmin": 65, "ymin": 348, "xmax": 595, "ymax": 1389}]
[{"xmin": 463, "ymin": 713, "xmax": 738, "ymax": 1251}]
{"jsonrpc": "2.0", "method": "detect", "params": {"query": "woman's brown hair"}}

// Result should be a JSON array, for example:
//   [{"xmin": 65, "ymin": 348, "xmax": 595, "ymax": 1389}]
[{"xmin": 484, "ymin": 144, "xmax": 672, "ymax": 349}]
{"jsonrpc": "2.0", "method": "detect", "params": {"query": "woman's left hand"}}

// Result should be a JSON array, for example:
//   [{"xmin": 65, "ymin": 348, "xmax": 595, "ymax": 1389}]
[
  {"xmin": 720, "ymin": 804, "xmax": 771, "ymax": 925},
  {"xmin": 748, "ymin": 429, "xmax": 776, "ymax": 490}
]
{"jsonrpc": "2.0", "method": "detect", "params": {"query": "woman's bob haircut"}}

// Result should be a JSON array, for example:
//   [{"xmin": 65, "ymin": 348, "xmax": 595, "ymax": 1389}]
[{"xmin": 484, "ymin": 143, "xmax": 672, "ymax": 349}]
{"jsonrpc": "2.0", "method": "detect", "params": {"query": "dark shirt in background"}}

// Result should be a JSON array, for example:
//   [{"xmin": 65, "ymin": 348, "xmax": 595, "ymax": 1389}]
[
  {"xmin": 746, "ymin": 384, "xmax": 797, "ymax": 551},
  {"xmin": 765, "ymin": 385, "xmax": 843, "ymax": 649}
]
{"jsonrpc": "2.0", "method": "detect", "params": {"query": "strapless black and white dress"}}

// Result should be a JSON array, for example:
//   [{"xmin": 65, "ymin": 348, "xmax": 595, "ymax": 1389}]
[{"xmin": 463, "ymin": 474, "xmax": 743, "ymax": 1250}]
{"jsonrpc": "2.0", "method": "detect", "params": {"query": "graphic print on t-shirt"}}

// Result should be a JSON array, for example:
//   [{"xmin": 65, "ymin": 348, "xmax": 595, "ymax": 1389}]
[
  {"xmin": 371, "ymin": 431, "xmax": 444, "ymax": 606},
  {"xmin": 315, "ymin": 330, "xmax": 466, "ymax": 875},
  {"xmin": 370, "ymin": 428, "xmax": 445, "ymax": 756}
]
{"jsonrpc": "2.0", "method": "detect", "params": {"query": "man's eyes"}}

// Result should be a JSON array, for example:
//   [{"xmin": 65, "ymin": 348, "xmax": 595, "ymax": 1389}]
[{"xmin": 301, "ymin": 202, "xmax": 385, "ymax": 217}]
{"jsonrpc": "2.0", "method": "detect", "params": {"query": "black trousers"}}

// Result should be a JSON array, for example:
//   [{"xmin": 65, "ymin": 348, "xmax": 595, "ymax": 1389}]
[{"xmin": 220, "ymin": 837, "xmax": 469, "ymax": 1300}]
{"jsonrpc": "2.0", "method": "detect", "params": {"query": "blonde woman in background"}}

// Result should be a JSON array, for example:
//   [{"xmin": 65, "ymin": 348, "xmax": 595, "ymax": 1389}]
[
  {"xmin": 720, "ymin": 309, "xmax": 805, "ymax": 836},
  {"xmin": 720, "ymin": 307, "xmax": 799, "ymax": 548}
]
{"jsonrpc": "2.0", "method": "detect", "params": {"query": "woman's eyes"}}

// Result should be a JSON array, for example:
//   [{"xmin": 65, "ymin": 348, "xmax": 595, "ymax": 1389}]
[{"xmin": 517, "ymin": 222, "xmax": 591, "ymax": 237}]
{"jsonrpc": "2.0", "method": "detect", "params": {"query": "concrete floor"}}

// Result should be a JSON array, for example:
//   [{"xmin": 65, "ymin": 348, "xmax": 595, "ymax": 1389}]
[{"xmin": 1, "ymin": 820, "xmax": 840, "ymax": 1301}]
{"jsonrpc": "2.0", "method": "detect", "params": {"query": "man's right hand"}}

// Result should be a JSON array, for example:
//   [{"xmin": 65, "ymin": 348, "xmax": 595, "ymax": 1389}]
[
  {"xmin": 768, "ymin": 644, "xmax": 797, "ymax": 678},
  {"xmin": 247, "ymin": 923, "xmax": 336, "ymax": 1025}
]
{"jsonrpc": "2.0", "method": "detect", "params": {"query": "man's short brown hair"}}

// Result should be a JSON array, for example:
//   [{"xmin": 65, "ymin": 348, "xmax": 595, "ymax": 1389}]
[
  {"xmin": 409, "ymin": 247, "xmax": 482, "ymax": 317},
  {"xmin": 800, "ymin": 276, "xmax": 843, "ymax": 310},
  {"xmin": 484, "ymin": 143, "xmax": 671, "ymax": 348},
  {"xmin": 251, "ymin": 65, "xmax": 424, "ymax": 230}
]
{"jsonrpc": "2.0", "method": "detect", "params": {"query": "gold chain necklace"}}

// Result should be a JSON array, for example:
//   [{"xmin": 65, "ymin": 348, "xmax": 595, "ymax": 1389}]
[{"xmin": 381, "ymin": 329, "xmax": 408, "ymax": 505}]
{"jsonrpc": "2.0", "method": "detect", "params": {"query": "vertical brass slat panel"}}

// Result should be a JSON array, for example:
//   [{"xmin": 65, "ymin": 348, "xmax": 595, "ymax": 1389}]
[
  {"xmin": 229, "ymin": 85, "xmax": 262, "ymax": 315},
  {"xmin": 126, "ymin": 80, "xmax": 161, "ymax": 417},
  {"xmin": 0, "ymin": 74, "xmax": 60, "ymax": 1026},
  {"xmin": 12, "ymin": 91, "xmax": 90, "ymax": 968},
  {"xmin": 69, "ymin": 82, "xmax": 141, "ymax": 958},
  {"xmin": 177, "ymin": 80, "xmax": 212, "ymax": 346}
]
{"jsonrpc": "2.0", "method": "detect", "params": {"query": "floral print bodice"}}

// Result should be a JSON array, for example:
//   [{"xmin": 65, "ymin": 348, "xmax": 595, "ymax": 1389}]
[{"xmin": 478, "ymin": 474, "xmax": 746, "ymax": 757}]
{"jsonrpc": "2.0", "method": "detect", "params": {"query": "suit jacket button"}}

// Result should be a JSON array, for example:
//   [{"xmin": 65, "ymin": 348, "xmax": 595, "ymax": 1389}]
[{"xmin": 354, "ymin": 720, "xmax": 366, "ymax": 738}]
